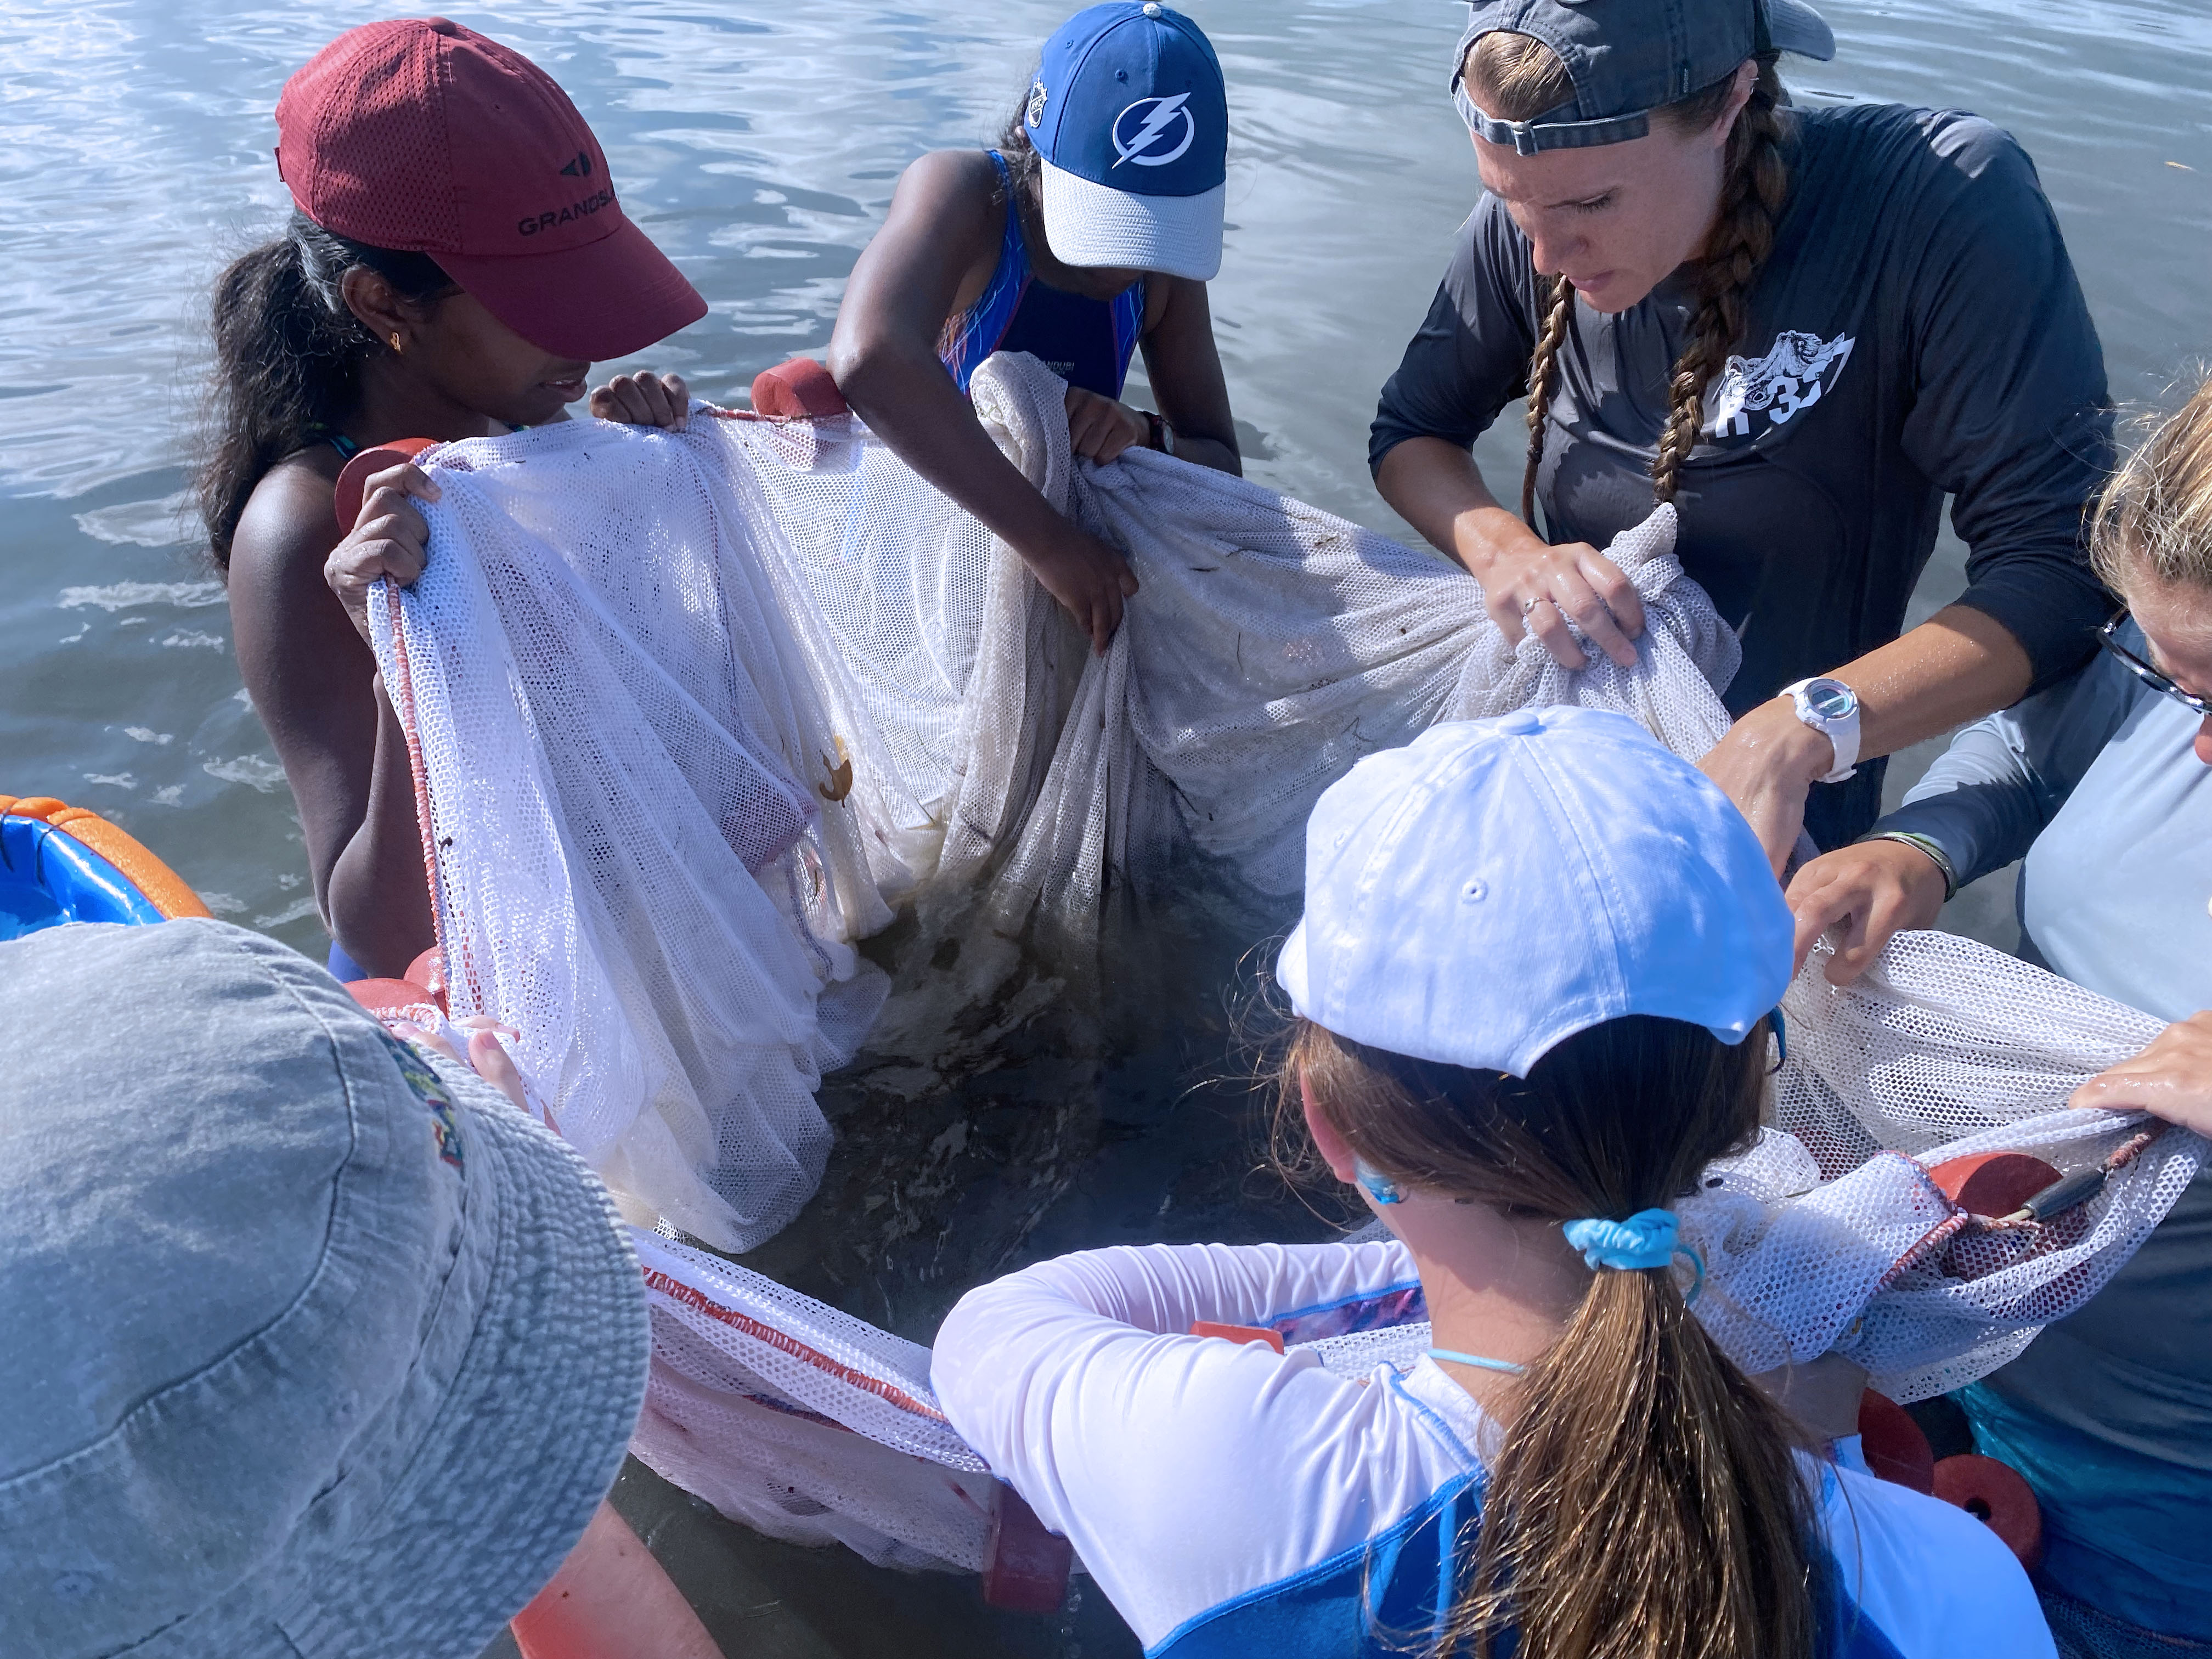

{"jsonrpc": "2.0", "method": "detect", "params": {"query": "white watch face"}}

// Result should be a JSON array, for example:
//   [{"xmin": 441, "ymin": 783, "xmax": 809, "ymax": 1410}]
[{"xmin": 1803, "ymin": 680, "xmax": 1857, "ymax": 723}]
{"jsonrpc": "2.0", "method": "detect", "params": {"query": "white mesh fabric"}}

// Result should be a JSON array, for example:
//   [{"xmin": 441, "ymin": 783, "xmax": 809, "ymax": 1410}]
[
  {"xmin": 631, "ymin": 1231, "xmax": 983, "ymax": 1470},
  {"xmin": 629, "ymin": 1230, "xmax": 998, "ymax": 1572},
  {"xmin": 1753, "ymin": 933, "xmax": 2204, "ymax": 1400},
  {"xmin": 365, "ymin": 348, "xmax": 2202, "ymax": 1565},
  {"xmin": 367, "ymin": 352, "xmax": 1737, "ymax": 1236},
  {"xmin": 367, "ymin": 424, "xmax": 891, "ymax": 1252}
]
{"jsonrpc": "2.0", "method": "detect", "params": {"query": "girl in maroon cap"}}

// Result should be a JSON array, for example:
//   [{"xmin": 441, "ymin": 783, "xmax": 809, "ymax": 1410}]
[{"xmin": 202, "ymin": 18, "xmax": 702, "ymax": 984}]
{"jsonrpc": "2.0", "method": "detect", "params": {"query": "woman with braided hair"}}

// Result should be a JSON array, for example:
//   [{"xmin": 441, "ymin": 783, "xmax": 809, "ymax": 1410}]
[{"xmin": 1372, "ymin": 0, "xmax": 2113, "ymax": 862}]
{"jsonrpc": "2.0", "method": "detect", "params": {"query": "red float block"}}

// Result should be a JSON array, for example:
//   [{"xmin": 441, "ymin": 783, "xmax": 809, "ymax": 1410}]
[
  {"xmin": 983, "ymin": 1482, "xmax": 1073, "ymax": 1613},
  {"xmin": 1927, "ymin": 1152, "xmax": 2061, "ymax": 1218},
  {"xmin": 1933, "ymin": 1454, "xmax": 2044, "ymax": 1573},
  {"xmin": 1855, "ymin": 1390, "xmax": 1936, "ymax": 1495}
]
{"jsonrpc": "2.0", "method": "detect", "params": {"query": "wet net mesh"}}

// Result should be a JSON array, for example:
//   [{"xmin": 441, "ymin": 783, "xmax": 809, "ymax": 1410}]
[{"xmin": 368, "ymin": 351, "xmax": 2202, "ymax": 1571}]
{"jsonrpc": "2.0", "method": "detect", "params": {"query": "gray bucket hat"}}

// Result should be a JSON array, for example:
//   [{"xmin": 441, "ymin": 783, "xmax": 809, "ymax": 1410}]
[
  {"xmin": 0, "ymin": 919, "xmax": 649, "ymax": 1659},
  {"xmin": 1453, "ymin": 0, "xmax": 1836, "ymax": 154}
]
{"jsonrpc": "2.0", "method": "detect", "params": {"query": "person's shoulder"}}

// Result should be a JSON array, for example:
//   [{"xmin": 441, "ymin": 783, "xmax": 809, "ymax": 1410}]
[
  {"xmin": 227, "ymin": 452, "xmax": 343, "ymax": 595},
  {"xmin": 898, "ymin": 147, "xmax": 1008, "ymax": 201},
  {"xmin": 1799, "ymin": 102, "xmax": 2044, "ymax": 204},
  {"xmin": 1821, "ymin": 1465, "xmax": 2056, "ymax": 1657}
]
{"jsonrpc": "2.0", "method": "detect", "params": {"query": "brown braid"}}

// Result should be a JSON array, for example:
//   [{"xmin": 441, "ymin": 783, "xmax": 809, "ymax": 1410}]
[
  {"xmin": 1465, "ymin": 33, "xmax": 1795, "ymax": 525},
  {"xmin": 1651, "ymin": 58, "xmax": 1791, "ymax": 504},
  {"xmin": 1521, "ymin": 275, "xmax": 1577, "ymax": 527}
]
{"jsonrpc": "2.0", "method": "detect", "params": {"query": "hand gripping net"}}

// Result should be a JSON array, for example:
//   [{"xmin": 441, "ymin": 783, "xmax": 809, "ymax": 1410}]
[{"xmin": 367, "ymin": 351, "xmax": 2200, "ymax": 1572}]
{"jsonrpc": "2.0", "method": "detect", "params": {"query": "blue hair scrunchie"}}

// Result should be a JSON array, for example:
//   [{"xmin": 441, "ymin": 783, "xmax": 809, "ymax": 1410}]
[{"xmin": 1562, "ymin": 1209, "xmax": 1680, "ymax": 1271}]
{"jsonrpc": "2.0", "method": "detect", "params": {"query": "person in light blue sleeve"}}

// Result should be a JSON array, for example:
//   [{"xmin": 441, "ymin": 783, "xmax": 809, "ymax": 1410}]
[
  {"xmin": 934, "ymin": 707, "xmax": 2052, "ymax": 1659},
  {"xmin": 1788, "ymin": 375, "xmax": 2212, "ymax": 1658}
]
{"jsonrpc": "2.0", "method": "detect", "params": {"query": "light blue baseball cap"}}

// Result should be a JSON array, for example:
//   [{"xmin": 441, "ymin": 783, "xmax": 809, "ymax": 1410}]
[
  {"xmin": 1025, "ymin": 1, "xmax": 1228, "ymax": 280},
  {"xmin": 0, "ymin": 920, "xmax": 648, "ymax": 1659},
  {"xmin": 1278, "ymin": 708, "xmax": 1792, "ymax": 1077}
]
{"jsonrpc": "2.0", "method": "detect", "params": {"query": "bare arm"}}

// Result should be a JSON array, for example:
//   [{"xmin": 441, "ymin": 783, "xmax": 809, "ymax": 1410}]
[
  {"xmin": 828, "ymin": 150, "xmax": 1136, "ymax": 652},
  {"xmin": 1138, "ymin": 275, "xmax": 1238, "ymax": 476},
  {"xmin": 227, "ymin": 462, "xmax": 436, "ymax": 977},
  {"xmin": 1374, "ymin": 437, "xmax": 1643, "ymax": 669},
  {"xmin": 1701, "ymin": 606, "xmax": 2035, "ymax": 872}
]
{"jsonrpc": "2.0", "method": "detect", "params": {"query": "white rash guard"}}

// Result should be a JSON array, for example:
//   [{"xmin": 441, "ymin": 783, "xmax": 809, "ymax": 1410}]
[{"xmin": 932, "ymin": 1238, "xmax": 2055, "ymax": 1658}]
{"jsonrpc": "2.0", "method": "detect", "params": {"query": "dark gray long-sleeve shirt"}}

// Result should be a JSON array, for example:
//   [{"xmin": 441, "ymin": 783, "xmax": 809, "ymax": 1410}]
[{"xmin": 1372, "ymin": 103, "xmax": 2114, "ymax": 847}]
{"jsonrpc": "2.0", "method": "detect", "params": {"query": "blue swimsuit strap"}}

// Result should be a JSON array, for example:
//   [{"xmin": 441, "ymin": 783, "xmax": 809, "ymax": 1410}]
[
  {"xmin": 939, "ymin": 151, "xmax": 1146, "ymax": 398},
  {"xmin": 939, "ymin": 152, "xmax": 1032, "ymax": 394}
]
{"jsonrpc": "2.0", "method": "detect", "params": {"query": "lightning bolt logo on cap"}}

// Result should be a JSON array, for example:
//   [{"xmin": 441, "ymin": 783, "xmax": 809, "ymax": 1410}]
[{"xmin": 1111, "ymin": 92, "xmax": 1196, "ymax": 167}]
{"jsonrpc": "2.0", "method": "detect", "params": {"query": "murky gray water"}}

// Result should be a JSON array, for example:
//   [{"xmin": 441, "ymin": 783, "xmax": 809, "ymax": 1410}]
[{"xmin": 6, "ymin": 0, "xmax": 2211, "ymax": 1651}]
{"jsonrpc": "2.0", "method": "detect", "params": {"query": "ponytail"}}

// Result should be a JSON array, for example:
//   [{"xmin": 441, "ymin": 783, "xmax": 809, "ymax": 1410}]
[
  {"xmin": 1464, "ymin": 34, "xmax": 1795, "ymax": 529},
  {"xmin": 1457, "ymin": 1255, "xmax": 1820, "ymax": 1658},
  {"xmin": 198, "ymin": 213, "xmax": 450, "ymax": 570},
  {"xmin": 1283, "ymin": 1014, "xmax": 1824, "ymax": 1659}
]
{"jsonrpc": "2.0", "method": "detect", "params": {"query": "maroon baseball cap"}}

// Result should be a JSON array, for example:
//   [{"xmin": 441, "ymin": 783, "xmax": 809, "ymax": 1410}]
[{"xmin": 274, "ymin": 18, "xmax": 706, "ymax": 362}]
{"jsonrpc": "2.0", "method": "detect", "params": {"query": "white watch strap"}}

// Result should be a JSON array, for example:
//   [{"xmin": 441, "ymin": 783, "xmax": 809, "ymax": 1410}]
[{"xmin": 1781, "ymin": 678, "xmax": 1859, "ymax": 784}]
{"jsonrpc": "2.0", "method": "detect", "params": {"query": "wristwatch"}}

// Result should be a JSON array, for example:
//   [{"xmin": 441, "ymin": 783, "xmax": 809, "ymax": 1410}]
[
  {"xmin": 1779, "ymin": 676, "xmax": 1860, "ymax": 783},
  {"xmin": 1141, "ymin": 410, "xmax": 1177, "ymax": 456}
]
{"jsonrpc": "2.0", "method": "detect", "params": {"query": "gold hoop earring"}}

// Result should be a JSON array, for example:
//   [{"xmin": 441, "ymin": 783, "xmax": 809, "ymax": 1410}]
[{"xmin": 388, "ymin": 331, "xmax": 403, "ymax": 354}]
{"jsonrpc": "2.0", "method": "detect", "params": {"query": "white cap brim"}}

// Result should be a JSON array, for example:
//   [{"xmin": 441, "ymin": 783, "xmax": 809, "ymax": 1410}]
[{"xmin": 1040, "ymin": 157, "xmax": 1223, "ymax": 281}]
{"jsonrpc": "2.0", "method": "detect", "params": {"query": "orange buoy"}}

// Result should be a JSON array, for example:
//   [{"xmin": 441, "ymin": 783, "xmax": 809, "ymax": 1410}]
[
  {"xmin": 982, "ymin": 1482, "xmax": 1073, "ymax": 1613},
  {"xmin": 1933, "ymin": 1454, "xmax": 2044, "ymax": 1572},
  {"xmin": 1856, "ymin": 1391, "xmax": 1936, "ymax": 1494},
  {"xmin": 347, "ymin": 977, "xmax": 442, "ymax": 1023},
  {"xmin": 333, "ymin": 437, "xmax": 441, "ymax": 532},
  {"xmin": 749, "ymin": 357, "xmax": 848, "ymax": 420},
  {"xmin": 404, "ymin": 945, "xmax": 448, "ymax": 1012},
  {"xmin": 1927, "ymin": 1151, "xmax": 2061, "ymax": 1218}
]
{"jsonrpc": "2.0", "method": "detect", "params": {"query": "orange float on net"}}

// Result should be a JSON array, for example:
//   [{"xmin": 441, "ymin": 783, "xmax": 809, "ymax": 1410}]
[
  {"xmin": 1190, "ymin": 1321, "xmax": 1286, "ymax": 1353},
  {"xmin": 1855, "ymin": 1390, "xmax": 1936, "ymax": 1495},
  {"xmin": 981, "ymin": 1482, "xmax": 1073, "ymax": 1614},
  {"xmin": 1927, "ymin": 1151, "xmax": 2063, "ymax": 1218},
  {"xmin": 346, "ymin": 978, "xmax": 442, "ymax": 1024},
  {"xmin": 1933, "ymin": 1453, "xmax": 2044, "ymax": 1573},
  {"xmin": 404, "ymin": 945, "xmax": 448, "ymax": 1012},
  {"xmin": 333, "ymin": 436, "xmax": 441, "ymax": 532},
  {"xmin": 748, "ymin": 357, "xmax": 849, "ymax": 420}
]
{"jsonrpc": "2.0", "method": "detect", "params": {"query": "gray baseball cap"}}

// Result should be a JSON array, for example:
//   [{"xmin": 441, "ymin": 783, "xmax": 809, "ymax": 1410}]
[
  {"xmin": 0, "ymin": 920, "xmax": 649, "ymax": 1659},
  {"xmin": 1453, "ymin": 0, "xmax": 1836, "ymax": 154}
]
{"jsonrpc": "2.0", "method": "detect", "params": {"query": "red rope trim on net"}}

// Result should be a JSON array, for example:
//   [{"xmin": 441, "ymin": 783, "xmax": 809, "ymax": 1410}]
[
  {"xmin": 641, "ymin": 1267, "xmax": 953, "ymax": 1425},
  {"xmin": 381, "ymin": 579, "xmax": 454, "ymax": 993}
]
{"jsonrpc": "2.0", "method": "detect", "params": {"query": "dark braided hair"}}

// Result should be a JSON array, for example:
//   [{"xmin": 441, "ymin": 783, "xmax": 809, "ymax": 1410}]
[
  {"xmin": 1468, "ymin": 34, "xmax": 1793, "ymax": 529},
  {"xmin": 197, "ymin": 211, "xmax": 453, "ymax": 571},
  {"xmin": 1521, "ymin": 278, "xmax": 1577, "ymax": 524}
]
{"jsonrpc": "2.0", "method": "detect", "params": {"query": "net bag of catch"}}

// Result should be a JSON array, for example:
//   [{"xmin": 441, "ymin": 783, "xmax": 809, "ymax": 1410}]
[
  {"xmin": 364, "ymin": 351, "xmax": 1739, "ymax": 1250},
  {"xmin": 360, "ymin": 349, "xmax": 2200, "ymax": 1570}
]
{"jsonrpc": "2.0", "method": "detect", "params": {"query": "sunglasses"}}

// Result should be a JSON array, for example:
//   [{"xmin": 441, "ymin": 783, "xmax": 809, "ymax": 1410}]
[{"xmin": 2099, "ymin": 613, "xmax": 2212, "ymax": 718}]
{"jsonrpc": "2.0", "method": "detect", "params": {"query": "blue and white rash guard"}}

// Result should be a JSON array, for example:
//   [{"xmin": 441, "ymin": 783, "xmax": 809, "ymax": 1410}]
[{"xmin": 933, "ymin": 1238, "xmax": 2055, "ymax": 1658}]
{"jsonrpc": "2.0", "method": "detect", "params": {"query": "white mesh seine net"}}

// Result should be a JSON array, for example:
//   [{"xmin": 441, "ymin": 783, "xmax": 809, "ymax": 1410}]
[{"xmin": 366, "ymin": 351, "xmax": 2201, "ymax": 1571}]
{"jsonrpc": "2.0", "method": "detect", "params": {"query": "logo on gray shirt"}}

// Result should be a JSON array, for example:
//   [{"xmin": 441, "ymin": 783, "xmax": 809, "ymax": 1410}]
[{"xmin": 1703, "ymin": 330, "xmax": 1857, "ymax": 440}]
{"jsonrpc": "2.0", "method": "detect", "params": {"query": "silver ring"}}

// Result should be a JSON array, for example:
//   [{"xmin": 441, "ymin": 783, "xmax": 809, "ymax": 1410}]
[{"xmin": 1520, "ymin": 595, "xmax": 1547, "ymax": 617}]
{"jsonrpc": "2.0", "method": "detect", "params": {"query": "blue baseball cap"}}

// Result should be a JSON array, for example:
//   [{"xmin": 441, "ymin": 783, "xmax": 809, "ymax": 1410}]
[
  {"xmin": 1025, "ymin": 2, "xmax": 1227, "ymax": 281},
  {"xmin": 1454, "ymin": 0, "xmax": 1835, "ymax": 154},
  {"xmin": 1277, "ymin": 708, "xmax": 1793, "ymax": 1077}
]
